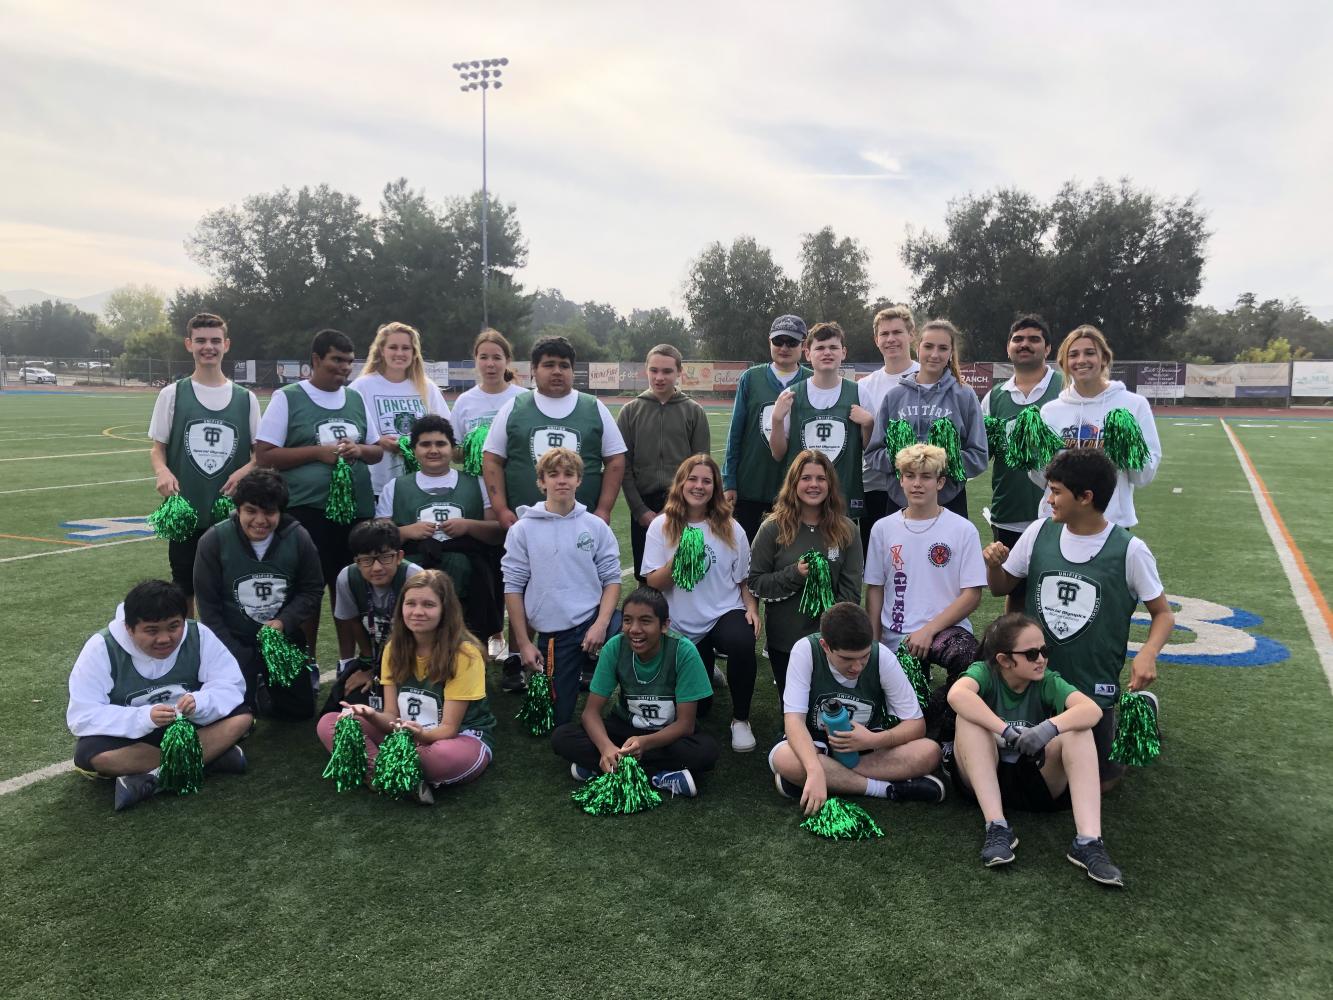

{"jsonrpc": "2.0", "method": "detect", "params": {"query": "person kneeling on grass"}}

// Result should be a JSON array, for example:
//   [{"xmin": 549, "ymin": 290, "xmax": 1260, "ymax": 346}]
[
  {"xmin": 67, "ymin": 580, "xmax": 253, "ymax": 812},
  {"xmin": 316, "ymin": 570, "xmax": 494, "ymax": 805},
  {"xmin": 769, "ymin": 602, "xmax": 944, "ymax": 813},
  {"xmin": 947, "ymin": 613, "xmax": 1124, "ymax": 886},
  {"xmin": 551, "ymin": 588, "xmax": 720, "ymax": 798}
]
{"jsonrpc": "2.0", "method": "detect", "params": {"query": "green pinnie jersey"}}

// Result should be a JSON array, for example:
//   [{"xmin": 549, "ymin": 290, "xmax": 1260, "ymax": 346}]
[
  {"xmin": 214, "ymin": 518, "xmax": 305, "ymax": 642},
  {"xmin": 729, "ymin": 364, "xmax": 811, "ymax": 503},
  {"xmin": 388, "ymin": 471, "xmax": 483, "ymax": 597},
  {"xmin": 802, "ymin": 634, "xmax": 886, "ymax": 740},
  {"xmin": 345, "ymin": 560, "xmax": 416, "ymax": 663},
  {"xmin": 609, "ymin": 632, "xmax": 685, "ymax": 730},
  {"xmin": 1024, "ymin": 518, "xmax": 1137, "ymax": 708},
  {"xmin": 503, "ymin": 392, "xmax": 604, "ymax": 510},
  {"xmin": 961, "ymin": 661, "xmax": 1078, "ymax": 728},
  {"xmin": 277, "ymin": 384, "xmax": 374, "ymax": 517},
  {"xmin": 785, "ymin": 378, "xmax": 864, "ymax": 518},
  {"xmin": 987, "ymin": 374, "xmax": 1062, "ymax": 525},
  {"xmin": 165, "ymin": 379, "xmax": 252, "ymax": 520},
  {"xmin": 101, "ymin": 622, "xmax": 202, "ymax": 707},
  {"xmin": 392, "ymin": 668, "xmax": 497, "ymax": 749}
]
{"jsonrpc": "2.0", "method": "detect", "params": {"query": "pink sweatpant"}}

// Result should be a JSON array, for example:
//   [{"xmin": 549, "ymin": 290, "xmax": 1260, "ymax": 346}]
[{"xmin": 316, "ymin": 713, "xmax": 491, "ymax": 786}]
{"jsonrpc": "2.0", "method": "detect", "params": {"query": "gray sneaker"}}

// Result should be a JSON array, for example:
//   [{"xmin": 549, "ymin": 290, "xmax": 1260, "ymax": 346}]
[
  {"xmin": 888, "ymin": 774, "xmax": 946, "ymax": 803},
  {"xmin": 981, "ymin": 821, "xmax": 1018, "ymax": 867},
  {"xmin": 413, "ymin": 782, "xmax": 436, "ymax": 806},
  {"xmin": 207, "ymin": 744, "xmax": 247, "ymax": 775},
  {"xmin": 113, "ymin": 772, "xmax": 158, "ymax": 812},
  {"xmin": 500, "ymin": 655, "xmax": 526, "ymax": 693},
  {"xmin": 1067, "ymin": 838, "xmax": 1124, "ymax": 887}
]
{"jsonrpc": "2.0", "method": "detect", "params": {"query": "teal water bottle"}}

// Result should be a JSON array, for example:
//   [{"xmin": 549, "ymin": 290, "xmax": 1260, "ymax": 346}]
[{"xmin": 818, "ymin": 698, "xmax": 860, "ymax": 768}]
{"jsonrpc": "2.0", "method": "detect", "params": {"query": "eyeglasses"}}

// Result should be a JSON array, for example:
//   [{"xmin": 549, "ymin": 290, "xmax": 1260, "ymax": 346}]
[
  {"xmin": 1006, "ymin": 646, "xmax": 1050, "ymax": 662},
  {"xmin": 772, "ymin": 337, "xmax": 801, "ymax": 349},
  {"xmin": 354, "ymin": 552, "xmax": 400, "ymax": 569}
]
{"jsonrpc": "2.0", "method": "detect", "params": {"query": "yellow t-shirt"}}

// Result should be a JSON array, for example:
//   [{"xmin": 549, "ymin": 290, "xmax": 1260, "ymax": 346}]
[{"xmin": 379, "ymin": 641, "xmax": 486, "ymax": 702}]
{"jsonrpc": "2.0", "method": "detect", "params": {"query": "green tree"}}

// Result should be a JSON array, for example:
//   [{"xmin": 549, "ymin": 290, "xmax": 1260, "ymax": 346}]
[
  {"xmin": 615, "ymin": 307, "xmax": 692, "ymax": 362},
  {"xmin": 583, "ymin": 302, "xmax": 626, "ymax": 347},
  {"xmin": 104, "ymin": 284, "xmax": 167, "ymax": 340},
  {"xmin": 13, "ymin": 301, "xmax": 97, "ymax": 358},
  {"xmin": 684, "ymin": 236, "xmax": 797, "ymax": 361},
  {"xmin": 1235, "ymin": 337, "xmax": 1312, "ymax": 363},
  {"xmin": 1167, "ymin": 294, "xmax": 1333, "ymax": 362},
  {"xmin": 798, "ymin": 226, "xmax": 875, "ymax": 358}
]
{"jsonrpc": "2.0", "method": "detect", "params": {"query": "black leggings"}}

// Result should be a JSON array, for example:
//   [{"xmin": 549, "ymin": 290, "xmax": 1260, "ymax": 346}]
[
  {"xmin": 551, "ymin": 716, "xmax": 720, "ymax": 775},
  {"xmin": 693, "ymin": 609, "xmax": 758, "ymax": 721}
]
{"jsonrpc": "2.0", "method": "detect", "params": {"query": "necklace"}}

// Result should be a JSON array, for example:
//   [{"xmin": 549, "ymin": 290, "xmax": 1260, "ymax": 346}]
[{"xmin": 901, "ymin": 511, "xmax": 942, "ymax": 534}]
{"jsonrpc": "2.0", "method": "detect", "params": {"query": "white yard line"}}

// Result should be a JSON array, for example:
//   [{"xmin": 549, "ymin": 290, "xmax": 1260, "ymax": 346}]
[
  {"xmin": 0, "ymin": 536, "xmax": 157, "ymax": 563},
  {"xmin": 0, "ymin": 448, "xmax": 149, "ymax": 462},
  {"xmin": 0, "ymin": 477, "xmax": 154, "ymax": 495}
]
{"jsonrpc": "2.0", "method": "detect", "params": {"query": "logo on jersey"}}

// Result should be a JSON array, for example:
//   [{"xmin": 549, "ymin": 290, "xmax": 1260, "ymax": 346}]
[
  {"xmin": 125, "ymin": 683, "xmax": 194, "ymax": 708},
  {"xmin": 760, "ymin": 404, "xmax": 776, "ymax": 443},
  {"xmin": 575, "ymin": 531, "xmax": 595, "ymax": 553},
  {"xmin": 419, "ymin": 502, "xmax": 463, "ymax": 539},
  {"xmin": 530, "ymin": 425, "xmax": 580, "ymax": 462},
  {"xmin": 316, "ymin": 419, "xmax": 360, "ymax": 446},
  {"xmin": 627, "ymin": 697, "xmax": 676, "ymax": 730},
  {"xmin": 234, "ymin": 573, "xmax": 289, "ymax": 623},
  {"xmin": 1037, "ymin": 570, "xmax": 1101, "ymax": 642},
  {"xmin": 928, "ymin": 542, "xmax": 952, "ymax": 567},
  {"xmin": 890, "ymin": 544, "xmax": 907, "ymax": 633},
  {"xmin": 812, "ymin": 692, "xmax": 876, "ymax": 729},
  {"xmin": 376, "ymin": 396, "xmax": 425, "ymax": 436},
  {"xmin": 397, "ymin": 688, "xmax": 442, "ymax": 728},
  {"xmin": 802, "ymin": 418, "xmax": 847, "ymax": 461},
  {"xmin": 185, "ymin": 419, "xmax": 237, "ymax": 476}
]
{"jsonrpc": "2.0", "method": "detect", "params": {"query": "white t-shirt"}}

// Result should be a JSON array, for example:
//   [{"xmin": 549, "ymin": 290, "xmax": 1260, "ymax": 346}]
[
  {"xmin": 781, "ymin": 639, "xmax": 924, "ymax": 721},
  {"xmin": 779, "ymin": 378, "xmax": 848, "ymax": 435},
  {"xmin": 641, "ymin": 516, "xmax": 749, "ymax": 640},
  {"xmin": 771, "ymin": 363, "xmax": 800, "ymax": 387},
  {"xmin": 979, "ymin": 367, "xmax": 1057, "ymax": 416},
  {"xmin": 482, "ymin": 391, "xmax": 627, "ymax": 458},
  {"xmin": 864, "ymin": 508, "xmax": 987, "ymax": 646},
  {"xmin": 255, "ymin": 381, "xmax": 354, "ymax": 447},
  {"xmin": 450, "ymin": 383, "xmax": 529, "ymax": 437},
  {"xmin": 349, "ymin": 373, "xmax": 451, "ymax": 495},
  {"xmin": 374, "ymin": 469, "xmax": 491, "ymax": 522},
  {"xmin": 1001, "ymin": 520, "xmax": 1164, "ymax": 603},
  {"xmin": 859, "ymin": 364, "xmax": 919, "ymax": 491},
  {"xmin": 148, "ymin": 379, "xmax": 261, "ymax": 443},
  {"xmin": 333, "ymin": 561, "xmax": 424, "ymax": 621}
]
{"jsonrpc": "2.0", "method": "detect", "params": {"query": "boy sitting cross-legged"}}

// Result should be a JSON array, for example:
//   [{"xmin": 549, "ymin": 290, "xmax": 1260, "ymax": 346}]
[
  {"xmin": 551, "ymin": 588, "xmax": 720, "ymax": 798},
  {"xmin": 768, "ymin": 602, "xmax": 945, "ymax": 815}
]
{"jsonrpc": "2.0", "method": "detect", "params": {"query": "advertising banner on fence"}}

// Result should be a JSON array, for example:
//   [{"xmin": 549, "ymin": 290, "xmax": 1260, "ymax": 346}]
[
  {"xmin": 423, "ymin": 361, "xmax": 449, "ymax": 388},
  {"xmin": 276, "ymin": 361, "xmax": 310, "ymax": 384},
  {"xmin": 681, "ymin": 362, "xmax": 714, "ymax": 391},
  {"xmin": 589, "ymin": 363, "xmax": 619, "ymax": 390},
  {"xmin": 232, "ymin": 360, "xmax": 256, "ymax": 385},
  {"xmin": 1291, "ymin": 361, "xmax": 1333, "ymax": 398},
  {"xmin": 711, "ymin": 363, "xmax": 746, "ymax": 390},
  {"xmin": 1185, "ymin": 363, "xmax": 1290, "ymax": 398},
  {"xmin": 958, "ymin": 362, "xmax": 994, "ymax": 399},
  {"xmin": 1135, "ymin": 362, "xmax": 1185, "ymax": 400},
  {"xmin": 618, "ymin": 362, "xmax": 646, "ymax": 394}
]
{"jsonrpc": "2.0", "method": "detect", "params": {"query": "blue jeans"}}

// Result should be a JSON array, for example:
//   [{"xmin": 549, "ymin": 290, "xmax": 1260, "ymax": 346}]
[{"xmin": 537, "ymin": 609, "xmax": 623, "ymax": 727}]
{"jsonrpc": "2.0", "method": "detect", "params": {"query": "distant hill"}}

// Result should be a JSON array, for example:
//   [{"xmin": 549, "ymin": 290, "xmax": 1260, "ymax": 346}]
[{"xmin": 2, "ymin": 288, "xmax": 114, "ymax": 316}]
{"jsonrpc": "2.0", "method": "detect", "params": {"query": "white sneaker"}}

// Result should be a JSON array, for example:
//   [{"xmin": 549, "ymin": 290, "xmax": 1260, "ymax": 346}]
[
  {"xmin": 730, "ymin": 719, "xmax": 756, "ymax": 752},
  {"xmin": 711, "ymin": 664, "xmax": 728, "ymax": 688},
  {"xmin": 487, "ymin": 636, "xmax": 509, "ymax": 661}
]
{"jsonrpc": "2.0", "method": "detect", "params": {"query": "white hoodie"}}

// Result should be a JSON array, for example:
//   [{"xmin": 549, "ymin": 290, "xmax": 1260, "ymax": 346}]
[
  {"xmin": 500, "ymin": 501, "xmax": 622, "ymax": 633},
  {"xmin": 1033, "ymin": 380, "xmax": 1161, "ymax": 528},
  {"xmin": 66, "ymin": 605, "xmax": 247, "ymax": 739}
]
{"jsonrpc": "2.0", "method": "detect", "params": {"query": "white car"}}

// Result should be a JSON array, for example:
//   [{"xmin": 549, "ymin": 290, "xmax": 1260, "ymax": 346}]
[{"xmin": 19, "ymin": 366, "xmax": 56, "ymax": 384}]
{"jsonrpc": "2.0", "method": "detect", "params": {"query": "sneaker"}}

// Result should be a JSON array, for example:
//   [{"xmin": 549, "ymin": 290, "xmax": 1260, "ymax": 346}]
[
  {"xmin": 711, "ymin": 664, "xmax": 728, "ymax": 688},
  {"xmin": 113, "ymin": 772, "xmax": 158, "ymax": 812},
  {"xmin": 487, "ymin": 636, "xmax": 509, "ymax": 661},
  {"xmin": 207, "ymin": 745, "xmax": 247, "ymax": 775},
  {"xmin": 1139, "ymin": 690, "xmax": 1162, "ymax": 737},
  {"xmin": 887, "ymin": 774, "xmax": 946, "ymax": 804},
  {"xmin": 500, "ymin": 655, "xmax": 526, "ymax": 693},
  {"xmin": 773, "ymin": 772, "xmax": 802, "ymax": 799},
  {"xmin": 570, "ymin": 762, "xmax": 597, "ymax": 782},
  {"xmin": 981, "ymin": 821, "xmax": 1018, "ymax": 867},
  {"xmin": 413, "ymin": 782, "xmax": 436, "ymax": 806},
  {"xmin": 650, "ymin": 768, "xmax": 697, "ymax": 798},
  {"xmin": 730, "ymin": 719, "xmax": 756, "ymax": 752},
  {"xmin": 1067, "ymin": 838, "xmax": 1124, "ymax": 887}
]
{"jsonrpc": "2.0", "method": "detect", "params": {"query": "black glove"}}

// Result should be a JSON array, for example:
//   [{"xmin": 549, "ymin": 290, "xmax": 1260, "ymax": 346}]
[{"xmin": 1016, "ymin": 720, "xmax": 1059, "ymax": 757}]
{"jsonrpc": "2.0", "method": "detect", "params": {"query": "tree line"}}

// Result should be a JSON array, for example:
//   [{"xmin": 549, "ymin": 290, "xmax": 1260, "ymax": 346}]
[{"xmin": 3, "ymin": 177, "xmax": 1331, "ymax": 366}]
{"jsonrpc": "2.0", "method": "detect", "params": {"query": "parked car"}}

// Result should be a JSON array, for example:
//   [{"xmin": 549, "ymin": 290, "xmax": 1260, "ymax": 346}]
[{"xmin": 19, "ymin": 366, "xmax": 56, "ymax": 384}]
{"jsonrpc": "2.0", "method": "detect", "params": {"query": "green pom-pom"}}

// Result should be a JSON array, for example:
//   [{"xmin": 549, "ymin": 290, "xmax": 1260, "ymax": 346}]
[
  {"xmin": 1005, "ymin": 406, "xmax": 1065, "ymax": 472},
  {"xmin": 1101, "ymin": 407, "xmax": 1150, "ymax": 471},
  {"xmin": 258, "ymin": 625, "xmax": 307, "ymax": 688},
  {"xmin": 1110, "ymin": 691, "xmax": 1162, "ymax": 767},
  {"xmin": 896, "ymin": 647, "xmax": 930, "ymax": 711},
  {"xmin": 571, "ymin": 754, "xmax": 662, "ymax": 816},
  {"xmin": 984, "ymin": 415, "xmax": 1008, "ymax": 459},
  {"xmin": 797, "ymin": 549, "xmax": 835, "ymax": 619},
  {"xmin": 460, "ymin": 424, "xmax": 489, "ymax": 477},
  {"xmin": 927, "ymin": 418, "xmax": 966, "ymax": 483},
  {"xmin": 516, "ymin": 671, "xmax": 555, "ymax": 736},
  {"xmin": 800, "ymin": 797, "xmax": 884, "ymax": 840},
  {"xmin": 211, "ymin": 494, "xmax": 235, "ymax": 524},
  {"xmin": 397, "ymin": 436, "xmax": 420, "ymax": 474},
  {"xmin": 671, "ymin": 525, "xmax": 708, "ymax": 591},
  {"xmin": 325, "ymin": 457, "xmax": 357, "ymax": 525},
  {"xmin": 158, "ymin": 713, "xmax": 203, "ymax": 795},
  {"xmin": 322, "ymin": 713, "xmax": 369, "ymax": 792},
  {"xmin": 371, "ymin": 727, "xmax": 425, "ymax": 798},
  {"xmin": 883, "ymin": 419, "xmax": 917, "ymax": 476},
  {"xmin": 148, "ymin": 494, "xmax": 199, "ymax": 543}
]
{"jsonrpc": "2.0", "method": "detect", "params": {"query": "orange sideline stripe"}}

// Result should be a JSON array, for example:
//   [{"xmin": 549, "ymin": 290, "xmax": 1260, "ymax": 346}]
[{"xmin": 0, "ymin": 532, "xmax": 91, "ymax": 547}]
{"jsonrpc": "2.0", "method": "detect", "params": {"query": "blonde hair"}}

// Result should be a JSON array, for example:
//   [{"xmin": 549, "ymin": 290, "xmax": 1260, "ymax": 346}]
[
  {"xmin": 918, "ymin": 319, "xmax": 963, "ymax": 382},
  {"xmin": 1057, "ymin": 324, "xmax": 1113, "ymax": 376},
  {"xmin": 536, "ymin": 446, "xmax": 583, "ymax": 480},
  {"xmin": 385, "ymin": 570, "xmax": 479, "ymax": 687},
  {"xmin": 895, "ymin": 443, "xmax": 947, "ymax": 478},
  {"xmin": 473, "ymin": 328, "xmax": 516, "ymax": 383},
  {"xmin": 661, "ymin": 454, "xmax": 736, "ymax": 549},
  {"xmin": 361, "ymin": 322, "xmax": 431, "ymax": 402},
  {"xmin": 873, "ymin": 304, "xmax": 916, "ymax": 336},
  {"xmin": 767, "ymin": 449, "xmax": 854, "ymax": 550}
]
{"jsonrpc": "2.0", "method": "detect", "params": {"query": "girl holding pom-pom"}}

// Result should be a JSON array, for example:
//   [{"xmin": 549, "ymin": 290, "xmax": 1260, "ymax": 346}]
[
  {"xmin": 641, "ymin": 454, "xmax": 759, "ymax": 753},
  {"xmin": 316, "ymin": 570, "xmax": 494, "ymax": 802}
]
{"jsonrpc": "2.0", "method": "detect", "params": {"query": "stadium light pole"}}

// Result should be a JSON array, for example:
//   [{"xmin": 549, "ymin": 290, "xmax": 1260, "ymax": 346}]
[{"xmin": 454, "ymin": 56, "xmax": 508, "ymax": 329}]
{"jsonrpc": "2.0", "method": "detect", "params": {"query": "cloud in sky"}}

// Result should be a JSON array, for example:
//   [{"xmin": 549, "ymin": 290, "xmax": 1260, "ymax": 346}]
[{"xmin": 2, "ymin": 0, "xmax": 1331, "ymax": 322}]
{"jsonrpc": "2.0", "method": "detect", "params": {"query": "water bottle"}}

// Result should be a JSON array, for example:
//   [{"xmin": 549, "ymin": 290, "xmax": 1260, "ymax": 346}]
[{"xmin": 818, "ymin": 698, "xmax": 860, "ymax": 769}]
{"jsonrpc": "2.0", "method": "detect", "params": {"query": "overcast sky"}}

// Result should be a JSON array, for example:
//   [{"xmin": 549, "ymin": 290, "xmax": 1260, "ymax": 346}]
[{"xmin": 3, "ymin": 0, "xmax": 1331, "ymax": 319}]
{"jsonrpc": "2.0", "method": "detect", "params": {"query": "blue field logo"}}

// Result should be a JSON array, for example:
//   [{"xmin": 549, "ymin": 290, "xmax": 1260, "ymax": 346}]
[
  {"xmin": 1129, "ymin": 594, "xmax": 1289, "ymax": 667},
  {"xmin": 62, "ymin": 516, "xmax": 154, "ymax": 541}
]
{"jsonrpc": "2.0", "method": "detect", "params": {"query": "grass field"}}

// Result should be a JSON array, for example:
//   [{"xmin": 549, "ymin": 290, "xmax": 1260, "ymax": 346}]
[{"xmin": 1, "ymin": 389, "xmax": 1331, "ymax": 1000}]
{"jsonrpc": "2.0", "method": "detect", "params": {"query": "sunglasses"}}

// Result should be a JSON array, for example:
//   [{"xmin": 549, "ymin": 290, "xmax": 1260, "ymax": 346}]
[
  {"xmin": 1006, "ymin": 646, "xmax": 1050, "ymax": 663},
  {"xmin": 772, "ymin": 337, "xmax": 801, "ymax": 349}
]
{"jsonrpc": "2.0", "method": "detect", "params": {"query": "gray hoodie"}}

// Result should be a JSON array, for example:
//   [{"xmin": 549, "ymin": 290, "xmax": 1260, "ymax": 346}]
[
  {"xmin": 501, "ymin": 501, "xmax": 622, "ymax": 633},
  {"xmin": 865, "ymin": 370, "xmax": 989, "ymax": 508}
]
